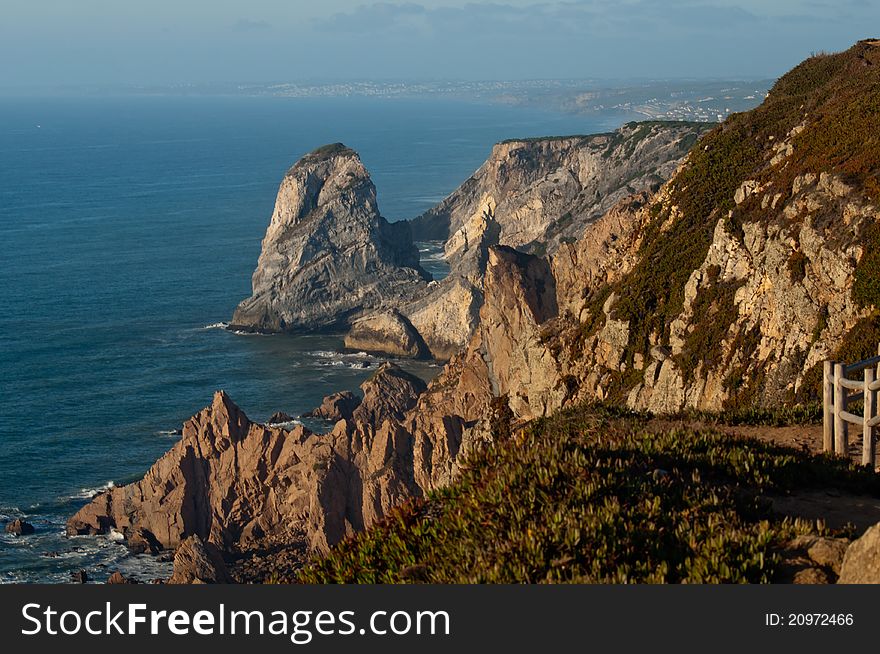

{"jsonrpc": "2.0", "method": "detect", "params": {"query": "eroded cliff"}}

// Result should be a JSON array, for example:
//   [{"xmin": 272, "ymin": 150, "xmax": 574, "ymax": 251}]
[{"xmin": 372, "ymin": 122, "xmax": 709, "ymax": 359}]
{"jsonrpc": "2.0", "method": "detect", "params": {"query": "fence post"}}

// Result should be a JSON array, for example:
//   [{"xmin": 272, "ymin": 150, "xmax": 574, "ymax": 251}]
[
  {"xmin": 834, "ymin": 362, "xmax": 848, "ymax": 456},
  {"xmin": 823, "ymin": 360, "xmax": 834, "ymax": 453},
  {"xmin": 865, "ymin": 368, "xmax": 876, "ymax": 468}
]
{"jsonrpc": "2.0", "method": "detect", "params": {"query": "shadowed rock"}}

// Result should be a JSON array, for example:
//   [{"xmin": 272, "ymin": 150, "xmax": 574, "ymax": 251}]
[
  {"xmin": 304, "ymin": 391, "xmax": 361, "ymax": 422},
  {"xmin": 126, "ymin": 527, "xmax": 163, "ymax": 555},
  {"xmin": 168, "ymin": 535, "xmax": 232, "ymax": 584},
  {"xmin": 5, "ymin": 519, "xmax": 35, "ymax": 536},
  {"xmin": 267, "ymin": 412, "xmax": 295, "ymax": 425},
  {"xmin": 353, "ymin": 363, "xmax": 427, "ymax": 427},
  {"xmin": 107, "ymin": 571, "xmax": 136, "ymax": 585}
]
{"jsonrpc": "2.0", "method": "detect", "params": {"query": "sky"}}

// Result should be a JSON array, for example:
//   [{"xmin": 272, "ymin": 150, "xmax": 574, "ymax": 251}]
[{"xmin": 1, "ymin": 0, "xmax": 878, "ymax": 88}]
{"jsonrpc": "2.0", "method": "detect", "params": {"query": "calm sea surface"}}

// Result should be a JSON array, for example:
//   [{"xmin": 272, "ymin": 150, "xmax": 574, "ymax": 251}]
[{"xmin": 0, "ymin": 95, "xmax": 629, "ymax": 582}]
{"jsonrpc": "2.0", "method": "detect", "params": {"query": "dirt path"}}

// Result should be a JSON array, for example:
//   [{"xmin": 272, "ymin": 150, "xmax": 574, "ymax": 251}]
[{"xmin": 649, "ymin": 418, "xmax": 880, "ymax": 533}]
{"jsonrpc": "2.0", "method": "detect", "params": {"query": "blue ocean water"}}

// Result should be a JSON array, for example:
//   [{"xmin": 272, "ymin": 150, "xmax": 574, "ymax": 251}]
[{"xmin": 0, "ymin": 95, "xmax": 628, "ymax": 582}]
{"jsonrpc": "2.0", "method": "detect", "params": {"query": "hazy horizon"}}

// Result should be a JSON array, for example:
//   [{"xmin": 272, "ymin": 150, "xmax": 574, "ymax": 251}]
[{"xmin": 1, "ymin": 1, "xmax": 877, "ymax": 90}]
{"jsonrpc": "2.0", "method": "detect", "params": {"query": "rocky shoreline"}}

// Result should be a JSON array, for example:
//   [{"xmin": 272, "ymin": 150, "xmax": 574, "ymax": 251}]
[{"xmin": 63, "ymin": 42, "xmax": 880, "ymax": 583}]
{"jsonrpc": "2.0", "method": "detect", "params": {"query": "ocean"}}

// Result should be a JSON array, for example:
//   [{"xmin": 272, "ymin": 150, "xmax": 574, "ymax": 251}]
[{"xmin": 0, "ymin": 95, "xmax": 629, "ymax": 582}]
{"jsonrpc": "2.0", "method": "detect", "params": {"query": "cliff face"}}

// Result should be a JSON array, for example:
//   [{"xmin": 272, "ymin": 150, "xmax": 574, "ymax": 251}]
[
  {"xmin": 231, "ymin": 144, "xmax": 429, "ymax": 332},
  {"xmin": 548, "ymin": 41, "xmax": 880, "ymax": 413},
  {"xmin": 410, "ymin": 122, "xmax": 708, "ymax": 263},
  {"xmin": 368, "ymin": 122, "xmax": 709, "ymax": 359}
]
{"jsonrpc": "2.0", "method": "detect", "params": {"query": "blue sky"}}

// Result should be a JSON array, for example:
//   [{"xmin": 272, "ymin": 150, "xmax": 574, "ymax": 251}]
[{"xmin": 1, "ymin": 0, "xmax": 877, "ymax": 87}]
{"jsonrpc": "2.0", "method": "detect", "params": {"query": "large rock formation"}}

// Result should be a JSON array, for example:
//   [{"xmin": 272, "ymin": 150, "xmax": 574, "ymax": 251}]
[
  {"xmin": 356, "ymin": 122, "xmax": 708, "ymax": 360},
  {"xmin": 67, "ymin": 363, "xmax": 432, "ymax": 559},
  {"xmin": 231, "ymin": 144, "xmax": 429, "ymax": 332},
  {"xmin": 410, "ymin": 122, "xmax": 708, "ymax": 262},
  {"xmin": 66, "ymin": 248, "xmax": 538, "ymax": 567},
  {"xmin": 67, "ymin": 390, "xmax": 329, "ymax": 550},
  {"xmin": 538, "ymin": 42, "xmax": 880, "ymax": 413}
]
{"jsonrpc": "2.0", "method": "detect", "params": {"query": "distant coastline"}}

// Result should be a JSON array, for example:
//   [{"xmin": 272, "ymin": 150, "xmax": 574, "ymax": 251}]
[{"xmin": 0, "ymin": 78, "xmax": 770, "ymax": 124}]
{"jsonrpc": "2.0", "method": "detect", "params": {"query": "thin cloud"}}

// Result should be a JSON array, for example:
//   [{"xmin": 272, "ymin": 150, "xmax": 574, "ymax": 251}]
[{"xmin": 232, "ymin": 18, "xmax": 272, "ymax": 33}]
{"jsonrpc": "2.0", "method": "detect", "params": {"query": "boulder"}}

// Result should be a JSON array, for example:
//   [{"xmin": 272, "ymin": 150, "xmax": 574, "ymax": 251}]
[
  {"xmin": 5, "ymin": 519, "xmax": 35, "ymax": 536},
  {"xmin": 344, "ymin": 310, "xmax": 428, "ymax": 358},
  {"xmin": 839, "ymin": 523, "xmax": 880, "ymax": 583},
  {"xmin": 126, "ymin": 527, "xmax": 163, "ymax": 555},
  {"xmin": 168, "ymin": 535, "xmax": 232, "ymax": 585},
  {"xmin": 304, "ymin": 391, "xmax": 361, "ymax": 422},
  {"xmin": 789, "ymin": 535, "xmax": 849, "ymax": 575},
  {"xmin": 107, "ymin": 571, "xmax": 136, "ymax": 585}
]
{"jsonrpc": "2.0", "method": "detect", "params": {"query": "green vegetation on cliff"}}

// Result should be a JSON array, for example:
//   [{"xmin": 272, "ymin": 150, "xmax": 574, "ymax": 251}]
[
  {"xmin": 586, "ymin": 41, "xmax": 880, "ymax": 402},
  {"xmin": 299, "ymin": 404, "xmax": 877, "ymax": 584}
]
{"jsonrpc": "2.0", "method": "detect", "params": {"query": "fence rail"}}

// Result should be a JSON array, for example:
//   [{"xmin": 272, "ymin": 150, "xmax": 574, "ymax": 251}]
[{"xmin": 823, "ymin": 344, "xmax": 880, "ymax": 466}]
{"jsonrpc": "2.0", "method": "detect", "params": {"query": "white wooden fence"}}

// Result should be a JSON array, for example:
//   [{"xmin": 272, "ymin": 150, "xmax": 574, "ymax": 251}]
[{"xmin": 823, "ymin": 344, "xmax": 880, "ymax": 466}]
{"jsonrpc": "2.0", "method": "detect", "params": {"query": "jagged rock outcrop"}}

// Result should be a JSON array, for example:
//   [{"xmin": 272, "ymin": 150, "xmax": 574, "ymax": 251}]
[
  {"xmin": 386, "ymin": 43, "xmax": 880, "ymax": 421},
  {"xmin": 267, "ymin": 412, "xmax": 295, "ymax": 425},
  {"xmin": 354, "ymin": 122, "xmax": 706, "ymax": 360},
  {"xmin": 67, "ymin": 247, "xmax": 544, "ymax": 565},
  {"xmin": 231, "ymin": 144, "xmax": 429, "ymax": 332},
  {"xmin": 304, "ymin": 391, "xmax": 361, "ymax": 422},
  {"xmin": 67, "ymin": 364, "xmax": 432, "ymax": 560},
  {"xmin": 351, "ymin": 363, "xmax": 426, "ymax": 426},
  {"xmin": 68, "ymin": 43, "xmax": 880, "ymax": 582},
  {"xmin": 67, "ymin": 390, "xmax": 332, "ymax": 551}
]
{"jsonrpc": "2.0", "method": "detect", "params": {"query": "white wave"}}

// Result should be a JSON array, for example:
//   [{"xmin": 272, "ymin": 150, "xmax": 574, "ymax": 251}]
[
  {"xmin": 74, "ymin": 481, "xmax": 115, "ymax": 500},
  {"xmin": 268, "ymin": 418, "xmax": 303, "ymax": 427},
  {"xmin": 155, "ymin": 429, "xmax": 181, "ymax": 437},
  {"xmin": 108, "ymin": 529, "xmax": 125, "ymax": 542},
  {"xmin": 0, "ymin": 507, "xmax": 22, "ymax": 521},
  {"xmin": 203, "ymin": 322, "xmax": 229, "ymax": 330}
]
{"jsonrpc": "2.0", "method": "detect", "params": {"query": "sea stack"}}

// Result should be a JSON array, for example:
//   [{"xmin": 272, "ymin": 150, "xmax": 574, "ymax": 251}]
[{"xmin": 231, "ymin": 143, "xmax": 429, "ymax": 332}]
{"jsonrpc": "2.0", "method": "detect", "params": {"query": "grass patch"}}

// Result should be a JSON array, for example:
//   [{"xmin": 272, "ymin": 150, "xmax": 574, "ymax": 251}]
[
  {"xmin": 853, "ymin": 221, "xmax": 880, "ymax": 308},
  {"xmin": 298, "ymin": 404, "xmax": 876, "ymax": 584},
  {"xmin": 675, "ymin": 277, "xmax": 743, "ymax": 381}
]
